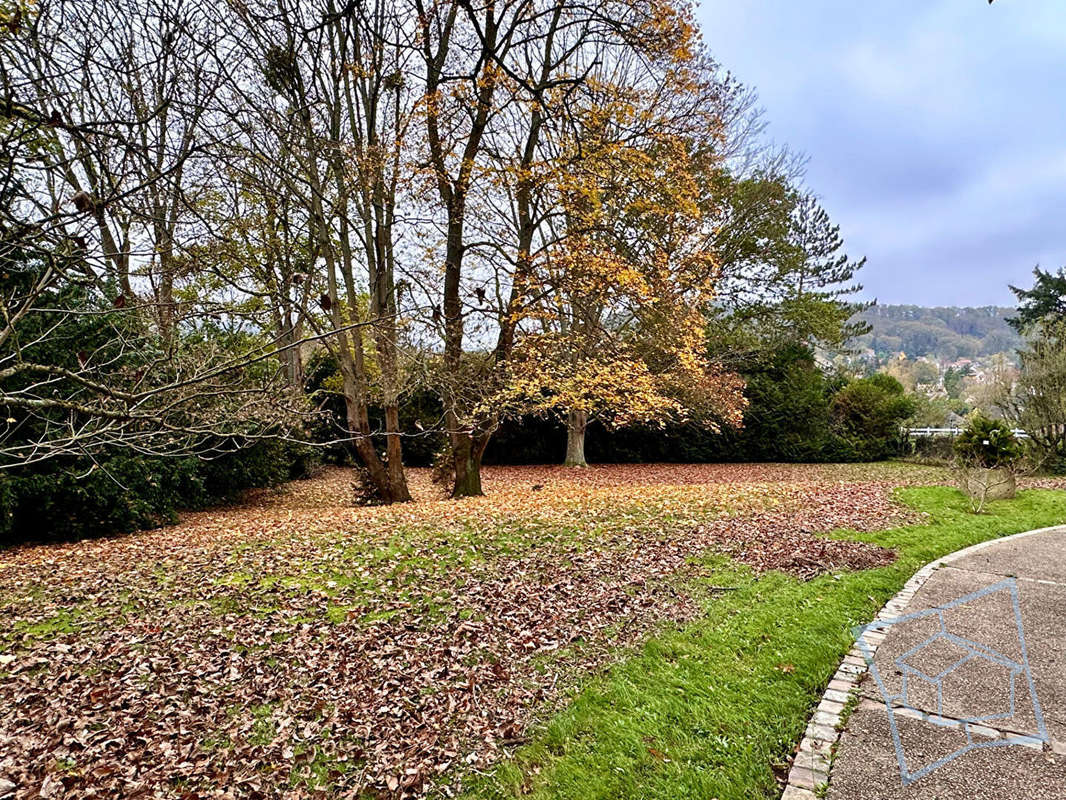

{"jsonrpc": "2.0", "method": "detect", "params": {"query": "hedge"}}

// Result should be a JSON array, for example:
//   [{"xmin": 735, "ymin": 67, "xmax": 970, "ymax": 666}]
[{"xmin": 0, "ymin": 441, "xmax": 314, "ymax": 547}]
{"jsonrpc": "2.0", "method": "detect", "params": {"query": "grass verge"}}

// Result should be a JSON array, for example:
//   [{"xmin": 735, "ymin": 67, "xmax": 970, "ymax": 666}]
[{"xmin": 460, "ymin": 486, "xmax": 1066, "ymax": 800}]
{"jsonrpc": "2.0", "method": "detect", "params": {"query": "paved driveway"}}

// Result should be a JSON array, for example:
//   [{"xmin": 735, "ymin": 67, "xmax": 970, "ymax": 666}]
[{"xmin": 829, "ymin": 527, "xmax": 1066, "ymax": 800}]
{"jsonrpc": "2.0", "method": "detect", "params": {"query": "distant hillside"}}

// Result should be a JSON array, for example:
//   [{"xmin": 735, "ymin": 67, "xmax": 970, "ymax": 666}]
[{"xmin": 849, "ymin": 305, "xmax": 1024, "ymax": 363}]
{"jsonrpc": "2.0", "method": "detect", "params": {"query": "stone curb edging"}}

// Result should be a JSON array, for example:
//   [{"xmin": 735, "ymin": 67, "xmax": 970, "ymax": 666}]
[{"xmin": 780, "ymin": 524, "xmax": 1066, "ymax": 800}]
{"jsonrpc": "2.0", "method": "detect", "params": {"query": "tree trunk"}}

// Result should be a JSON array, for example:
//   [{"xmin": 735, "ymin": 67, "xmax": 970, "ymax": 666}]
[
  {"xmin": 564, "ymin": 409, "xmax": 588, "ymax": 467},
  {"xmin": 383, "ymin": 403, "xmax": 411, "ymax": 502},
  {"xmin": 443, "ymin": 207, "xmax": 486, "ymax": 498},
  {"xmin": 345, "ymin": 395, "xmax": 390, "ymax": 497},
  {"xmin": 342, "ymin": 370, "xmax": 410, "ymax": 504},
  {"xmin": 451, "ymin": 433, "xmax": 485, "ymax": 498},
  {"xmin": 279, "ymin": 330, "xmax": 304, "ymax": 388}
]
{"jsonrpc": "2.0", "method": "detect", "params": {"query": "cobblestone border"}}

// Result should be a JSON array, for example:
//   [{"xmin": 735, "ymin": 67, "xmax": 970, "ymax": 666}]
[{"xmin": 780, "ymin": 524, "xmax": 1066, "ymax": 800}]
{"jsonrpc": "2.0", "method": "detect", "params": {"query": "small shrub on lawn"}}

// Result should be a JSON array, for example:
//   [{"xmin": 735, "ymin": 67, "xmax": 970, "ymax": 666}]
[
  {"xmin": 953, "ymin": 413, "xmax": 1025, "ymax": 512},
  {"xmin": 953, "ymin": 413, "xmax": 1023, "ymax": 469}
]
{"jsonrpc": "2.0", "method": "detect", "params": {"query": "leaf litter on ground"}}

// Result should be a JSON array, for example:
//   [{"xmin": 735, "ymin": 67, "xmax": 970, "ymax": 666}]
[{"xmin": 2, "ymin": 462, "xmax": 1058, "ymax": 799}]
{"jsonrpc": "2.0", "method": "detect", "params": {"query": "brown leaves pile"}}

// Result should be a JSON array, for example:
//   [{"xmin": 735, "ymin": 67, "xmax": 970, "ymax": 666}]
[{"xmin": 0, "ymin": 463, "xmax": 954, "ymax": 799}]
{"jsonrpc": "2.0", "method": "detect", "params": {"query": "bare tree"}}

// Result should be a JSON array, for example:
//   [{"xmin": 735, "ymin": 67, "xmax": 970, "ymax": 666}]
[
  {"xmin": 0, "ymin": 0, "xmax": 313, "ymax": 466},
  {"xmin": 216, "ymin": 0, "xmax": 422, "ymax": 502},
  {"xmin": 204, "ymin": 143, "xmax": 316, "ymax": 389},
  {"xmin": 1002, "ymin": 322, "xmax": 1066, "ymax": 466},
  {"xmin": 2, "ymin": 0, "xmax": 222, "ymax": 338}
]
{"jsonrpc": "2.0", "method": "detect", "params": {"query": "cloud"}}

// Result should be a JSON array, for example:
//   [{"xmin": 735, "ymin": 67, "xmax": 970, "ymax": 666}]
[{"xmin": 697, "ymin": 0, "xmax": 1066, "ymax": 305}]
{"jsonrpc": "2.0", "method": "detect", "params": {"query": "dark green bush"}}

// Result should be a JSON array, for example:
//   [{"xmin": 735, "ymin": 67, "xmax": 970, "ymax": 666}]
[
  {"xmin": 0, "ymin": 455, "xmax": 201, "ymax": 544},
  {"xmin": 830, "ymin": 374, "xmax": 916, "ymax": 461},
  {"xmin": 1046, "ymin": 453, "xmax": 1066, "ymax": 475},
  {"xmin": 0, "ymin": 441, "xmax": 316, "ymax": 548},
  {"xmin": 198, "ymin": 441, "xmax": 305, "ymax": 501},
  {"xmin": 723, "ymin": 344, "xmax": 848, "ymax": 462}
]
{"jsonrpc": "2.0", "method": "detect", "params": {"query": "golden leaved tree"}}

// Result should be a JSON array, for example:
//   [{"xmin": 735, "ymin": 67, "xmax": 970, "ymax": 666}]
[
  {"xmin": 414, "ymin": 0, "xmax": 741, "ymax": 492},
  {"xmin": 490, "ymin": 51, "xmax": 747, "ymax": 465}
]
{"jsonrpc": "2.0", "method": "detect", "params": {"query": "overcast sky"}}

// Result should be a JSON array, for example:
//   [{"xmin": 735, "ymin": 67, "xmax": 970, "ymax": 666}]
[{"xmin": 696, "ymin": 1, "xmax": 1066, "ymax": 307}]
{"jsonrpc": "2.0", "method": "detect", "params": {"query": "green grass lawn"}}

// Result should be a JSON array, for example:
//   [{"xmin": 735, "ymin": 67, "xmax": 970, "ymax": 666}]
[{"xmin": 461, "ymin": 487, "xmax": 1066, "ymax": 800}]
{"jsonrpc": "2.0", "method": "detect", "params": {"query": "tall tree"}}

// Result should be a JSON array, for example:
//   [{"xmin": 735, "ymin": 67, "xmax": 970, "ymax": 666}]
[
  {"xmin": 219, "ymin": 0, "xmax": 418, "ymax": 502},
  {"xmin": 1009, "ymin": 266, "xmax": 1066, "ymax": 333},
  {"xmin": 414, "ymin": 0, "xmax": 746, "ymax": 477},
  {"xmin": 412, "ymin": 0, "xmax": 518, "ymax": 497},
  {"xmin": 493, "ymin": 53, "xmax": 748, "ymax": 466},
  {"xmin": 706, "ymin": 179, "xmax": 868, "ymax": 366},
  {"xmin": 782, "ymin": 193, "xmax": 870, "ymax": 346},
  {"xmin": 0, "ymin": 0, "xmax": 303, "ymax": 464}
]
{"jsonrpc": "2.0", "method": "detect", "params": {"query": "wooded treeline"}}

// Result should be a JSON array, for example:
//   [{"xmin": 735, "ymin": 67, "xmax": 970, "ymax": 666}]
[
  {"xmin": 851, "ymin": 305, "xmax": 1023, "ymax": 364},
  {"xmin": 1, "ymin": 0, "xmax": 871, "ymax": 531}
]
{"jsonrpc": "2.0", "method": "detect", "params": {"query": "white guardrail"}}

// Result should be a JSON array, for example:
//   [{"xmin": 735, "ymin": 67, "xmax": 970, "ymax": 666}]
[{"xmin": 905, "ymin": 427, "xmax": 1030, "ymax": 439}]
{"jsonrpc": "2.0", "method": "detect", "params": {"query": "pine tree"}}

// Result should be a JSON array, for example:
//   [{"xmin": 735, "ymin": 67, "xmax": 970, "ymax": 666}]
[{"xmin": 1009, "ymin": 267, "xmax": 1066, "ymax": 333}]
